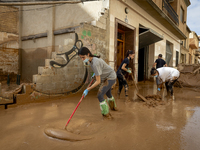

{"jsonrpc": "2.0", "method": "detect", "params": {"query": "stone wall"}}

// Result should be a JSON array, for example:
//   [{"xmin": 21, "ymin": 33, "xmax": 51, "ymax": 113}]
[
  {"xmin": 0, "ymin": 6, "xmax": 19, "ymax": 82},
  {"xmin": 0, "ymin": 6, "xmax": 19, "ymax": 34},
  {"xmin": 32, "ymin": 23, "xmax": 108, "ymax": 94},
  {"xmin": 0, "ymin": 22, "xmax": 19, "ymax": 82}
]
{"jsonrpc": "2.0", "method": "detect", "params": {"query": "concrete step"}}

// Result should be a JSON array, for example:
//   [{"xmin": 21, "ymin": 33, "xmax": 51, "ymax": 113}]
[
  {"xmin": 38, "ymin": 66, "xmax": 57, "ymax": 75},
  {"xmin": 45, "ymin": 58, "xmax": 65, "ymax": 67}
]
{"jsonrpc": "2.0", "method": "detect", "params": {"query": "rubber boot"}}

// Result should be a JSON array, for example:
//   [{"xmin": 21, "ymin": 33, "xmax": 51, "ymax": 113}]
[
  {"xmin": 107, "ymin": 96, "xmax": 118, "ymax": 111},
  {"xmin": 100, "ymin": 100, "xmax": 112, "ymax": 119}
]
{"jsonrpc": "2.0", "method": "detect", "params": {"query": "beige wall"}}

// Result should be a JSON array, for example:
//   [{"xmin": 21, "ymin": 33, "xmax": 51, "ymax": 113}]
[
  {"xmin": 109, "ymin": 0, "xmax": 181, "ymax": 79},
  {"xmin": 180, "ymin": 26, "xmax": 190, "ymax": 64},
  {"xmin": 178, "ymin": 0, "xmax": 187, "ymax": 36},
  {"xmin": 152, "ymin": 0, "xmax": 163, "ymax": 10},
  {"xmin": 189, "ymin": 32, "xmax": 199, "ymax": 64},
  {"xmin": 154, "ymin": 0, "xmax": 188, "ymax": 37}
]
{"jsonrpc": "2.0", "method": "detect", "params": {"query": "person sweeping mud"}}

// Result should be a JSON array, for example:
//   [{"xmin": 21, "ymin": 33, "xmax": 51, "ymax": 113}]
[
  {"xmin": 151, "ymin": 67, "xmax": 180, "ymax": 100},
  {"xmin": 116, "ymin": 50, "xmax": 135, "ymax": 102},
  {"xmin": 78, "ymin": 47, "xmax": 117, "ymax": 118}
]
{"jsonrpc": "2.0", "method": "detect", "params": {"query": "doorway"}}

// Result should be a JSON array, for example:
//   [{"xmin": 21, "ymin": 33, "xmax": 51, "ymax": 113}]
[
  {"xmin": 115, "ymin": 21, "xmax": 135, "ymax": 72},
  {"xmin": 138, "ymin": 25, "xmax": 163, "ymax": 81},
  {"xmin": 138, "ymin": 47, "xmax": 149, "ymax": 81}
]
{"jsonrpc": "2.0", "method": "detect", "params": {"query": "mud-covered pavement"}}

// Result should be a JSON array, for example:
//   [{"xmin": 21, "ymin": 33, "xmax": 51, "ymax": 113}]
[{"xmin": 1, "ymin": 81, "xmax": 200, "ymax": 150}]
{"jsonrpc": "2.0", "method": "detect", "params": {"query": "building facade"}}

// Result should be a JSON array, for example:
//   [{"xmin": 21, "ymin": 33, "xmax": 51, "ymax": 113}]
[
  {"xmin": 189, "ymin": 31, "xmax": 200, "ymax": 64},
  {"xmin": 15, "ymin": 0, "xmax": 191, "ymax": 93},
  {"xmin": 180, "ymin": 25, "xmax": 190, "ymax": 64}
]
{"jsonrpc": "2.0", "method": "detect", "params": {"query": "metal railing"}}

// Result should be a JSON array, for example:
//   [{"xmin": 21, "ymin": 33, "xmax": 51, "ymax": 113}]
[{"xmin": 162, "ymin": 0, "xmax": 179, "ymax": 25}]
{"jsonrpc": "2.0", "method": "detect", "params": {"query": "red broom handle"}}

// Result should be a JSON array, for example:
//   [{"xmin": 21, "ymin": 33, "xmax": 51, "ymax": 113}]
[{"xmin": 65, "ymin": 79, "xmax": 94, "ymax": 127}]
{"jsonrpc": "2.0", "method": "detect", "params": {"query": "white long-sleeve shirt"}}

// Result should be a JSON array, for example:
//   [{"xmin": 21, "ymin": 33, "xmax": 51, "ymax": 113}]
[{"xmin": 157, "ymin": 67, "xmax": 180, "ymax": 83}]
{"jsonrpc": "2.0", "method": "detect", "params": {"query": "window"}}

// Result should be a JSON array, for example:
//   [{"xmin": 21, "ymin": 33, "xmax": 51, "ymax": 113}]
[
  {"xmin": 189, "ymin": 54, "xmax": 191, "ymax": 64},
  {"xmin": 181, "ymin": 53, "xmax": 184, "ymax": 63},
  {"xmin": 176, "ymin": 51, "xmax": 179, "ymax": 66},
  {"xmin": 166, "ymin": 41, "xmax": 173, "ymax": 66},
  {"xmin": 180, "ymin": 7, "xmax": 184, "ymax": 23},
  {"xmin": 184, "ymin": 40, "xmax": 186, "ymax": 47},
  {"xmin": 185, "ymin": 54, "xmax": 186, "ymax": 63}
]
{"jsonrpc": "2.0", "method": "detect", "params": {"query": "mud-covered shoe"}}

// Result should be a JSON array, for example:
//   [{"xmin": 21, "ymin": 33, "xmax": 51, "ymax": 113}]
[
  {"xmin": 102, "ymin": 112, "xmax": 113, "ymax": 120},
  {"xmin": 107, "ymin": 96, "xmax": 118, "ymax": 111},
  {"xmin": 100, "ymin": 100, "xmax": 109, "ymax": 116},
  {"xmin": 125, "ymin": 96, "xmax": 131, "ymax": 103}
]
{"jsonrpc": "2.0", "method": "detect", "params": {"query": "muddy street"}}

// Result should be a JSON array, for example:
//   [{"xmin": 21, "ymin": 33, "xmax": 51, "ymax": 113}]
[{"xmin": 0, "ymin": 81, "xmax": 200, "ymax": 150}]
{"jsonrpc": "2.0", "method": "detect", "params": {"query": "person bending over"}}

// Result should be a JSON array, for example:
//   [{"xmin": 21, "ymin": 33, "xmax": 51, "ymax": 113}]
[
  {"xmin": 153, "ymin": 54, "xmax": 167, "ymax": 89},
  {"xmin": 151, "ymin": 67, "xmax": 180, "ymax": 100}
]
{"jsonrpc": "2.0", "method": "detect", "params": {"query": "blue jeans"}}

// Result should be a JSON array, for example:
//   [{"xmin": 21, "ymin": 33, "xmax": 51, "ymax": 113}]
[{"xmin": 97, "ymin": 79, "xmax": 116, "ymax": 102}]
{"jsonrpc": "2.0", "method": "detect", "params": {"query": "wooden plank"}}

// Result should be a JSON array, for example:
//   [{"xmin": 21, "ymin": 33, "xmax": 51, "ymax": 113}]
[
  {"xmin": 136, "ymin": 93, "xmax": 148, "ymax": 102},
  {"xmin": 53, "ymin": 26, "xmax": 79, "ymax": 35},
  {"xmin": 21, "ymin": 33, "xmax": 47, "ymax": 41}
]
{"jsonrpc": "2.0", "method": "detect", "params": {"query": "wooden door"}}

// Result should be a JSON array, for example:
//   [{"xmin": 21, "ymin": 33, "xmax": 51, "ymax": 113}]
[{"xmin": 117, "ymin": 29, "xmax": 125, "ymax": 69}]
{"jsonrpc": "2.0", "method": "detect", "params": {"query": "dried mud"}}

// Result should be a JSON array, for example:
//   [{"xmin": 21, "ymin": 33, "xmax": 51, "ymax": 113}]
[{"xmin": 177, "ymin": 64, "xmax": 200, "ymax": 88}]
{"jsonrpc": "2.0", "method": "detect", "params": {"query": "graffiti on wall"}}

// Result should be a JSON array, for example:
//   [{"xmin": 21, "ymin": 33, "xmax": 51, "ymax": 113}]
[
  {"xmin": 49, "ymin": 33, "xmax": 88, "ymax": 95},
  {"xmin": 50, "ymin": 33, "xmax": 83, "ymax": 68}
]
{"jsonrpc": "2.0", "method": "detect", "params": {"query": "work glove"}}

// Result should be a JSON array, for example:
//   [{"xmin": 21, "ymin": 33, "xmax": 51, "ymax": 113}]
[
  {"xmin": 83, "ymin": 89, "xmax": 89, "ymax": 97},
  {"xmin": 91, "ymin": 73, "xmax": 95, "ymax": 79},
  {"xmin": 157, "ymin": 88, "xmax": 161, "ymax": 91},
  {"xmin": 127, "ymin": 70, "xmax": 132, "ymax": 74}
]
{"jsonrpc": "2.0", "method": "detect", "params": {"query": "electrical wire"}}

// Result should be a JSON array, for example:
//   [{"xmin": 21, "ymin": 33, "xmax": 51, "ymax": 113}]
[
  {"xmin": 0, "ymin": 1, "xmax": 84, "ymax": 14},
  {"xmin": 0, "ymin": 0, "xmax": 75, "ymax": 2},
  {"xmin": 0, "ymin": 4, "xmax": 65, "ymax": 14}
]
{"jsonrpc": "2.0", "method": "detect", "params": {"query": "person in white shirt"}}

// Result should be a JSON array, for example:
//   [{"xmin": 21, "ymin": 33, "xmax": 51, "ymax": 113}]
[{"xmin": 150, "ymin": 67, "xmax": 180, "ymax": 99}]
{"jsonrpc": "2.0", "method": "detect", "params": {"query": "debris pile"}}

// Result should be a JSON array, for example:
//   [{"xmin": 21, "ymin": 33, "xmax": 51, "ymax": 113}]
[
  {"xmin": 176, "ymin": 64, "xmax": 200, "ymax": 88},
  {"xmin": 144, "ymin": 95, "xmax": 166, "ymax": 107},
  {"xmin": 137, "ymin": 93, "xmax": 166, "ymax": 107}
]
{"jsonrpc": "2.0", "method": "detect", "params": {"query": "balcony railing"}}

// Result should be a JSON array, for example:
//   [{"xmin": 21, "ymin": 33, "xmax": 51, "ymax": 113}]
[{"xmin": 162, "ymin": 0, "xmax": 179, "ymax": 25}]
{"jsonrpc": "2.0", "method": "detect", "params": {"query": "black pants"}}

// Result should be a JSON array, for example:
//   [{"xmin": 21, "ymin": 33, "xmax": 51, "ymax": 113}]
[
  {"xmin": 165, "ymin": 78, "xmax": 178, "ymax": 96},
  {"xmin": 117, "ymin": 71, "xmax": 128, "ymax": 97}
]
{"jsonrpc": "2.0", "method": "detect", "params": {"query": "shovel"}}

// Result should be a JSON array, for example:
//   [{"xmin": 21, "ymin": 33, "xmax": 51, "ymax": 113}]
[{"xmin": 129, "ymin": 68, "xmax": 148, "ymax": 102}]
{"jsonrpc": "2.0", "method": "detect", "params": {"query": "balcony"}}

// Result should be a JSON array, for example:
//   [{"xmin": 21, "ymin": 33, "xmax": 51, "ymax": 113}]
[
  {"xmin": 130, "ymin": 0, "xmax": 186, "ymax": 39},
  {"xmin": 162, "ymin": 0, "xmax": 179, "ymax": 25},
  {"xmin": 189, "ymin": 38, "xmax": 199, "ymax": 49}
]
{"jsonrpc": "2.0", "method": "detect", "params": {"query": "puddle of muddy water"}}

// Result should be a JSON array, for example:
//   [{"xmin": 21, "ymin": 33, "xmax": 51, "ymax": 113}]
[{"xmin": 0, "ymin": 81, "xmax": 200, "ymax": 150}]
